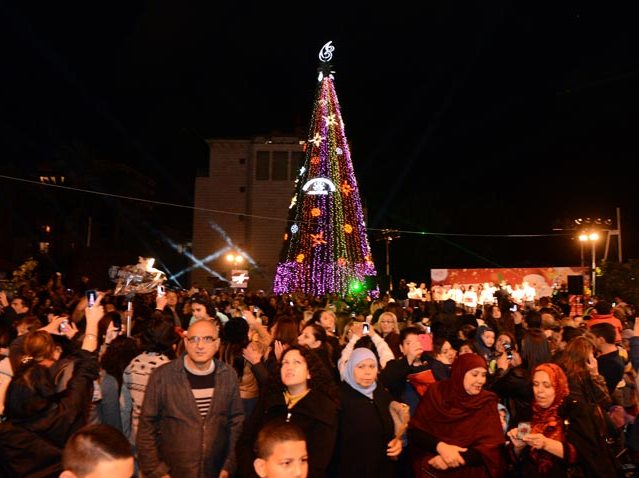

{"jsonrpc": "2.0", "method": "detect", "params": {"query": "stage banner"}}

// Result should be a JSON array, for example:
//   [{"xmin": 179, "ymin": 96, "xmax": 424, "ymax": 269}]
[{"xmin": 430, "ymin": 267, "xmax": 588, "ymax": 298}]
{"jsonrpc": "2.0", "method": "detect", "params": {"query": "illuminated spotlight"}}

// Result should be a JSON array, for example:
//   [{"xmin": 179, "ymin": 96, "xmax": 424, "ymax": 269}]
[
  {"xmin": 169, "ymin": 246, "xmax": 232, "ymax": 279},
  {"xmin": 589, "ymin": 232, "xmax": 599, "ymax": 241},
  {"xmin": 161, "ymin": 234, "xmax": 231, "ymax": 281},
  {"xmin": 578, "ymin": 233, "xmax": 588, "ymax": 242},
  {"xmin": 207, "ymin": 219, "xmax": 259, "ymax": 269},
  {"xmin": 226, "ymin": 253, "xmax": 244, "ymax": 264}
]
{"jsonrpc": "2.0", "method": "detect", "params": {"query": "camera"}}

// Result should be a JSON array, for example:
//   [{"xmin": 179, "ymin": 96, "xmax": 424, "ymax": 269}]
[
  {"xmin": 362, "ymin": 323, "xmax": 370, "ymax": 335},
  {"xmin": 86, "ymin": 290, "xmax": 97, "ymax": 308},
  {"xmin": 112, "ymin": 314, "xmax": 122, "ymax": 331}
]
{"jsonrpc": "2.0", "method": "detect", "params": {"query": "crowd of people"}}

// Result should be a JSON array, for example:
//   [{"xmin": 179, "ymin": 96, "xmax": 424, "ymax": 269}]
[{"xmin": 0, "ymin": 272, "xmax": 638, "ymax": 477}]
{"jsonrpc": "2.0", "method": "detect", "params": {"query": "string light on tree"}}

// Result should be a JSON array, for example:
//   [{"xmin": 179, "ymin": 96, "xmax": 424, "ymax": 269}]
[{"xmin": 274, "ymin": 41, "xmax": 376, "ymax": 296}]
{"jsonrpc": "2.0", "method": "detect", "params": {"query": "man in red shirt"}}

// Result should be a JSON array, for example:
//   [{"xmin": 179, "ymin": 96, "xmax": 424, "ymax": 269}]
[{"xmin": 587, "ymin": 300, "xmax": 623, "ymax": 343}]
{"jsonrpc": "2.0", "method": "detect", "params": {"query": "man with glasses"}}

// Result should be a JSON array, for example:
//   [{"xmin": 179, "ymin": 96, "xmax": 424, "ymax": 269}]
[{"xmin": 137, "ymin": 319, "xmax": 244, "ymax": 478}]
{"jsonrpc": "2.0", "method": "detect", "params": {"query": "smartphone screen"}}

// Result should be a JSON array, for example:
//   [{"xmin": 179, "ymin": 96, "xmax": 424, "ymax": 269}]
[
  {"xmin": 362, "ymin": 323, "xmax": 370, "ymax": 334},
  {"xmin": 58, "ymin": 320, "xmax": 69, "ymax": 334},
  {"xmin": 157, "ymin": 285, "xmax": 166, "ymax": 297},
  {"xmin": 86, "ymin": 290, "xmax": 97, "ymax": 308}
]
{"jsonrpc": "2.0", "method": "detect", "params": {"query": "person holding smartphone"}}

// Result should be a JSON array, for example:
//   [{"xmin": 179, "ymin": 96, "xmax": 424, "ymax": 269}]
[{"xmin": 0, "ymin": 295, "xmax": 103, "ymax": 477}]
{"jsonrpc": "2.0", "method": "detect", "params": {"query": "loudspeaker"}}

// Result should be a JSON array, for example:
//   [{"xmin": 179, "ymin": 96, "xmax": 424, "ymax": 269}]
[{"xmin": 567, "ymin": 275, "xmax": 584, "ymax": 295}]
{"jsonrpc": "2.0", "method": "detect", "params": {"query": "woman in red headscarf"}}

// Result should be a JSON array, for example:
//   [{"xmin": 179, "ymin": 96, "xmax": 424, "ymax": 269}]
[
  {"xmin": 507, "ymin": 363, "xmax": 623, "ymax": 477},
  {"xmin": 408, "ymin": 353, "xmax": 506, "ymax": 478}
]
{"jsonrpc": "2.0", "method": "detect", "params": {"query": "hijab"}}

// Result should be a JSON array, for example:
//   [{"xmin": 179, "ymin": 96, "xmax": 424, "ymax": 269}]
[
  {"xmin": 410, "ymin": 353, "xmax": 505, "ymax": 478},
  {"xmin": 530, "ymin": 363, "xmax": 570, "ymax": 472},
  {"xmin": 343, "ymin": 347, "xmax": 377, "ymax": 399}
]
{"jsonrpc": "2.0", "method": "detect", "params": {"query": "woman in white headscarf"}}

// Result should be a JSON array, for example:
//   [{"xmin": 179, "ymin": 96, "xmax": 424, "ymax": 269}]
[{"xmin": 332, "ymin": 347, "xmax": 402, "ymax": 478}]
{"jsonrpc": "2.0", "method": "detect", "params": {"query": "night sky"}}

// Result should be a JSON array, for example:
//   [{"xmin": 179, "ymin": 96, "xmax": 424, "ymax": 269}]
[{"xmin": 2, "ymin": 1, "xmax": 638, "ymax": 283}]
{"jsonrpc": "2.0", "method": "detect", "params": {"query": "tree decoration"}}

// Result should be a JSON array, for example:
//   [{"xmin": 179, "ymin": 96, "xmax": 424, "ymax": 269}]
[
  {"xmin": 341, "ymin": 181, "xmax": 353, "ymax": 197},
  {"xmin": 274, "ymin": 41, "xmax": 377, "ymax": 296},
  {"xmin": 310, "ymin": 231, "xmax": 327, "ymax": 247},
  {"xmin": 308, "ymin": 132, "xmax": 324, "ymax": 147}
]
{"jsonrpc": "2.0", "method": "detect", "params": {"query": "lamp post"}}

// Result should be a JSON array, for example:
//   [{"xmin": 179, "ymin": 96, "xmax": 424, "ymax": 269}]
[
  {"xmin": 579, "ymin": 231, "xmax": 599, "ymax": 296},
  {"xmin": 376, "ymin": 229, "xmax": 400, "ymax": 293}
]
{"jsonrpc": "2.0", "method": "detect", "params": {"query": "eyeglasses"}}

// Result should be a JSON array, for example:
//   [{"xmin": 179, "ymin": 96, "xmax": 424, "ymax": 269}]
[{"xmin": 186, "ymin": 336, "xmax": 218, "ymax": 345}]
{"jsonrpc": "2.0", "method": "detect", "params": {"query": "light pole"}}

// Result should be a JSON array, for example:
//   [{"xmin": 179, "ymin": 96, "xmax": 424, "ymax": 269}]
[
  {"xmin": 376, "ymin": 229, "xmax": 400, "ymax": 293},
  {"xmin": 579, "ymin": 231, "xmax": 599, "ymax": 296}
]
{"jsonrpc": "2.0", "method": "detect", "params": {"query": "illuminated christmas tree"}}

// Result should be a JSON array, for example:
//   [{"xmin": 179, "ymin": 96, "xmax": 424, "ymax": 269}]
[{"xmin": 273, "ymin": 41, "xmax": 376, "ymax": 296}]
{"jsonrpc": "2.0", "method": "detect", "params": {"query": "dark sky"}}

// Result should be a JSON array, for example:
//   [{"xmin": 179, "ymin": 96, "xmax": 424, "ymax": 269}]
[{"xmin": 2, "ymin": 1, "xmax": 638, "ymax": 280}]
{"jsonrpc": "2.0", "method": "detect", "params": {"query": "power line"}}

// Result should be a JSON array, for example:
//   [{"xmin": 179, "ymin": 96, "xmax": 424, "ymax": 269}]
[{"xmin": 0, "ymin": 174, "xmax": 572, "ymax": 239}]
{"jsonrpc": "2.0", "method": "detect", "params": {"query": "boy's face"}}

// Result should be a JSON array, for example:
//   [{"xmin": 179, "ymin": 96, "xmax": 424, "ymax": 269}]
[{"xmin": 254, "ymin": 440, "xmax": 308, "ymax": 478}]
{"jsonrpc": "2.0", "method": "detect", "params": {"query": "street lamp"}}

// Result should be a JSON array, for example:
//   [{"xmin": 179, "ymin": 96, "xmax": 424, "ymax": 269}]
[
  {"xmin": 579, "ymin": 231, "xmax": 599, "ymax": 296},
  {"xmin": 225, "ymin": 252, "xmax": 244, "ymax": 266}
]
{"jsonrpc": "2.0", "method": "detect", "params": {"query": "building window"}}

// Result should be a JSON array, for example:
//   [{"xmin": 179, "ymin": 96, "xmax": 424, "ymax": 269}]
[
  {"xmin": 239, "ymin": 186, "xmax": 246, "ymax": 192},
  {"xmin": 255, "ymin": 151, "xmax": 269, "ymax": 180},
  {"xmin": 239, "ymin": 158, "xmax": 246, "ymax": 165},
  {"xmin": 290, "ymin": 151, "xmax": 304, "ymax": 179},
  {"xmin": 272, "ymin": 151, "xmax": 288, "ymax": 181}
]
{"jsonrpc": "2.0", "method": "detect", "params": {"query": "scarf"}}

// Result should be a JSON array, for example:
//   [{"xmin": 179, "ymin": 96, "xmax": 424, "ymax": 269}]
[
  {"xmin": 410, "ymin": 353, "xmax": 505, "ymax": 477},
  {"xmin": 343, "ymin": 348, "xmax": 377, "ymax": 399},
  {"xmin": 530, "ymin": 363, "xmax": 569, "ymax": 472}
]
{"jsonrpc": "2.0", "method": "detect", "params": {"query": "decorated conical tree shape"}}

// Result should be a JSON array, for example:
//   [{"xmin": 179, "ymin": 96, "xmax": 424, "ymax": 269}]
[{"xmin": 274, "ymin": 42, "xmax": 376, "ymax": 296}]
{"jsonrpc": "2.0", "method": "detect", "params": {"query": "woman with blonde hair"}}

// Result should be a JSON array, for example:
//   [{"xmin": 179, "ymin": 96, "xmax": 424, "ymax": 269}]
[{"xmin": 376, "ymin": 312, "xmax": 401, "ymax": 359}]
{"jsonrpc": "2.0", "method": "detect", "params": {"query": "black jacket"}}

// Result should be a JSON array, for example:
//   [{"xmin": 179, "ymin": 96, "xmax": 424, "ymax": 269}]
[
  {"xmin": 332, "ymin": 382, "xmax": 397, "ymax": 478},
  {"xmin": 236, "ymin": 387, "xmax": 339, "ymax": 478},
  {"xmin": 0, "ymin": 350, "xmax": 98, "ymax": 477}
]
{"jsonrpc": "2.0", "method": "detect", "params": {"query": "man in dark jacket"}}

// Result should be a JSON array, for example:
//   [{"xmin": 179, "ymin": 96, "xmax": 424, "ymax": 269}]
[{"xmin": 137, "ymin": 318, "xmax": 244, "ymax": 478}]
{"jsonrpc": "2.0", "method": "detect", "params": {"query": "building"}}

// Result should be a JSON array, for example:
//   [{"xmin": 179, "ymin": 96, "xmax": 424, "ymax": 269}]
[{"xmin": 192, "ymin": 136, "xmax": 305, "ymax": 291}]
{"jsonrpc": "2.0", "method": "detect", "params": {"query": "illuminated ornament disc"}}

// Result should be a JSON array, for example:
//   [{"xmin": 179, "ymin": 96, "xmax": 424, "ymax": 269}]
[
  {"xmin": 296, "ymin": 254, "xmax": 305, "ymax": 263},
  {"xmin": 302, "ymin": 177, "xmax": 337, "ymax": 195},
  {"xmin": 310, "ymin": 156, "xmax": 320, "ymax": 165},
  {"xmin": 335, "ymin": 147, "xmax": 343, "ymax": 155},
  {"xmin": 344, "ymin": 224, "xmax": 353, "ymax": 234},
  {"xmin": 337, "ymin": 257, "xmax": 347, "ymax": 266},
  {"xmin": 290, "ymin": 224, "xmax": 299, "ymax": 234},
  {"xmin": 311, "ymin": 208, "xmax": 321, "ymax": 217}
]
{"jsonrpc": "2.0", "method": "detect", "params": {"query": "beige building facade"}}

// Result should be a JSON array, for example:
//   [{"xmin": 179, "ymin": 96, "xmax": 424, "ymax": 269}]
[{"xmin": 192, "ymin": 136, "xmax": 304, "ymax": 291}]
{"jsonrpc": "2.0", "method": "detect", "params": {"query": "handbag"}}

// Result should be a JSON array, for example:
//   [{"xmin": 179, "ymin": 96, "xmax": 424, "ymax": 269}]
[{"xmin": 583, "ymin": 377, "xmax": 627, "ymax": 477}]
